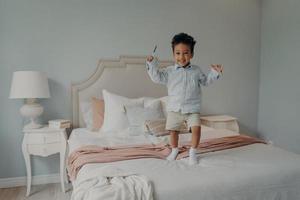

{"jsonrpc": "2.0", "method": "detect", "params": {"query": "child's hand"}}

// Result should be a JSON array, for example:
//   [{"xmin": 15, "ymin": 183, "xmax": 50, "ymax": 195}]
[
  {"xmin": 146, "ymin": 55, "xmax": 154, "ymax": 62},
  {"xmin": 210, "ymin": 64, "xmax": 223, "ymax": 74}
]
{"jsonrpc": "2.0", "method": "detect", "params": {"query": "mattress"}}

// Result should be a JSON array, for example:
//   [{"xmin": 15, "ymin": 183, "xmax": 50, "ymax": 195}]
[{"xmin": 67, "ymin": 128, "xmax": 300, "ymax": 200}]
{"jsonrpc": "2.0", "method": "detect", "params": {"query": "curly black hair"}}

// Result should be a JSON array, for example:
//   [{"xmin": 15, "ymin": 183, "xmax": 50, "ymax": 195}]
[{"xmin": 171, "ymin": 33, "xmax": 196, "ymax": 55}]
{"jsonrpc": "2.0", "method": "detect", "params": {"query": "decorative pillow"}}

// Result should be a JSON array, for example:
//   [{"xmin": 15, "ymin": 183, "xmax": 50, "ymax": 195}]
[
  {"xmin": 144, "ymin": 119, "xmax": 169, "ymax": 136},
  {"xmin": 142, "ymin": 98, "xmax": 164, "ymax": 119},
  {"xmin": 144, "ymin": 118, "xmax": 189, "ymax": 136},
  {"xmin": 101, "ymin": 89, "xmax": 144, "ymax": 133},
  {"xmin": 91, "ymin": 97, "xmax": 105, "ymax": 131},
  {"xmin": 159, "ymin": 96, "xmax": 168, "ymax": 118},
  {"xmin": 124, "ymin": 100, "xmax": 164, "ymax": 128},
  {"xmin": 143, "ymin": 96, "xmax": 168, "ymax": 117},
  {"xmin": 123, "ymin": 100, "xmax": 164, "ymax": 136},
  {"xmin": 80, "ymin": 97, "xmax": 105, "ymax": 131},
  {"xmin": 80, "ymin": 101, "xmax": 93, "ymax": 130},
  {"xmin": 143, "ymin": 97, "xmax": 159, "ymax": 107}
]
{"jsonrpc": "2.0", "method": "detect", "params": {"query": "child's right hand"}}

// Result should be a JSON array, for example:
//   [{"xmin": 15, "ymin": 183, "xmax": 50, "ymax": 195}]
[{"xmin": 146, "ymin": 55, "xmax": 154, "ymax": 62}]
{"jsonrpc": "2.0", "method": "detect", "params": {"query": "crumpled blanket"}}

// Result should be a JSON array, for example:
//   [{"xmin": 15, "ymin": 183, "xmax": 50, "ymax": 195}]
[
  {"xmin": 68, "ymin": 135, "xmax": 265, "ymax": 181},
  {"xmin": 71, "ymin": 166, "xmax": 153, "ymax": 200}
]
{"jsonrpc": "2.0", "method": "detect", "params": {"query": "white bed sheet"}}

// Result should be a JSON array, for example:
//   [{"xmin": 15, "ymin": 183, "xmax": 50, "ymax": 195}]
[
  {"xmin": 68, "ymin": 125, "xmax": 237, "ymax": 154},
  {"xmin": 68, "ymin": 128, "xmax": 300, "ymax": 200}
]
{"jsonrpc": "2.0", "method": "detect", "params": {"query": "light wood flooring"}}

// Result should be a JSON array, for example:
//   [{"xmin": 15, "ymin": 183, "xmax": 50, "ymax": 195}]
[{"xmin": 0, "ymin": 183, "xmax": 72, "ymax": 200}]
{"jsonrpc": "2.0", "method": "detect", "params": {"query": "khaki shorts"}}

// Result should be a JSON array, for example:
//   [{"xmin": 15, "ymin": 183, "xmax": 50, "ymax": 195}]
[{"xmin": 165, "ymin": 111, "xmax": 201, "ymax": 131}]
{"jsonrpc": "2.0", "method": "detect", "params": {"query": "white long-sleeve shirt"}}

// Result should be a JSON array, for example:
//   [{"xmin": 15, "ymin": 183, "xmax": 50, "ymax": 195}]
[{"xmin": 146, "ymin": 59, "xmax": 221, "ymax": 113}]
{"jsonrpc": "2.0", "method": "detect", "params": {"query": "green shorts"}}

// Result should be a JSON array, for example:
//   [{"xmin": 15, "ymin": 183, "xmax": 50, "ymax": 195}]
[{"xmin": 165, "ymin": 111, "xmax": 201, "ymax": 131}]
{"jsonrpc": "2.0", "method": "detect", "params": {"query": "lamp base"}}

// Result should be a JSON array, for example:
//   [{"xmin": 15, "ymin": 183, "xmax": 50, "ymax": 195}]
[
  {"xmin": 20, "ymin": 99, "xmax": 44, "ymax": 129},
  {"xmin": 23, "ymin": 120, "xmax": 43, "ymax": 130}
]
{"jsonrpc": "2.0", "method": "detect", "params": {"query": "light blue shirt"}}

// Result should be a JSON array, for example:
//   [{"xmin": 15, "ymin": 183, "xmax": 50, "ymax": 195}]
[{"xmin": 146, "ymin": 59, "xmax": 221, "ymax": 114}]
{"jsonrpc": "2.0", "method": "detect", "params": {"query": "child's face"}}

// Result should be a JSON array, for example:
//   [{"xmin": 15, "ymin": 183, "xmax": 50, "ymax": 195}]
[{"xmin": 173, "ymin": 43, "xmax": 193, "ymax": 67}]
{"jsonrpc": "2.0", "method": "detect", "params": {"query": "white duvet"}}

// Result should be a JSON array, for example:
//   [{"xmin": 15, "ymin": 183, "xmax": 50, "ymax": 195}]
[
  {"xmin": 72, "ymin": 166, "xmax": 153, "ymax": 200},
  {"xmin": 68, "ymin": 127, "xmax": 300, "ymax": 200}
]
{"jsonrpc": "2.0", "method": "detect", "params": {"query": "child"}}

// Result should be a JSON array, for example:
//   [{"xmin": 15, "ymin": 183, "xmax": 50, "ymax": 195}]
[{"xmin": 146, "ymin": 33, "xmax": 223, "ymax": 165}]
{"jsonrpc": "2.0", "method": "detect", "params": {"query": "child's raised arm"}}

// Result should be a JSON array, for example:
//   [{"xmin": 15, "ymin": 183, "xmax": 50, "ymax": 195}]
[
  {"xmin": 146, "ymin": 56, "xmax": 168, "ymax": 85},
  {"xmin": 198, "ymin": 64, "xmax": 223, "ymax": 86},
  {"xmin": 210, "ymin": 64, "xmax": 223, "ymax": 74}
]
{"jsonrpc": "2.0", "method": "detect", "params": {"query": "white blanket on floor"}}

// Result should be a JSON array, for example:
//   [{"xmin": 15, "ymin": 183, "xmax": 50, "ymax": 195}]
[{"xmin": 71, "ymin": 166, "xmax": 153, "ymax": 200}]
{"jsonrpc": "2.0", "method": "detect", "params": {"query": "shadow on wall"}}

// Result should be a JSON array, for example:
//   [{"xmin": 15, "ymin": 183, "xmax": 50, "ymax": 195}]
[
  {"xmin": 41, "ymin": 79, "xmax": 70, "ymax": 124},
  {"xmin": 239, "ymin": 124, "xmax": 257, "ymax": 137}
]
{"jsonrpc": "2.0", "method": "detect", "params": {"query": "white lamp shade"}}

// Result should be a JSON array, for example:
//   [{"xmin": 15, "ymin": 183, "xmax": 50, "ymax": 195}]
[{"xmin": 9, "ymin": 71, "xmax": 50, "ymax": 99}]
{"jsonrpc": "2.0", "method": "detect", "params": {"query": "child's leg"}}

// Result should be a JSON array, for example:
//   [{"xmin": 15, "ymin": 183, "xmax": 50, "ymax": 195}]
[
  {"xmin": 165, "ymin": 111, "xmax": 183, "ymax": 161},
  {"xmin": 167, "ymin": 130, "xmax": 179, "ymax": 161},
  {"xmin": 189, "ymin": 126, "xmax": 201, "ymax": 165},
  {"xmin": 187, "ymin": 113, "xmax": 201, "ymax": 165},
  {"xmin": 191, "ymin": 126, "xmax": 201, "ymax": 148},
  {"xmin": 170, "ymin": 130, "xmax": 179, "ymax": 148}
]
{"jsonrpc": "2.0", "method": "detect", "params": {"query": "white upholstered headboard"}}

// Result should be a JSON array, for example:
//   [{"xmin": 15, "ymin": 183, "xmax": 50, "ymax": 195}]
[{"xmin": 71, "ymin": 55, "xmax": 174, "ymax": 128}]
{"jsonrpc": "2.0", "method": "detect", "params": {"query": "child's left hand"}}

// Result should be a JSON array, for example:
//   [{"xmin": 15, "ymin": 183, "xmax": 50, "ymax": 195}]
[{"xmin": 210, "ymin": 64, "xmax": 223, "ymax": 74}]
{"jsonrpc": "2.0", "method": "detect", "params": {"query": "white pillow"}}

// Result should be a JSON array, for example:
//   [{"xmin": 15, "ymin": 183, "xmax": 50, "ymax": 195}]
[
  {"xmin": 124, "ymin": 100, "xmax": 164, "ymax": 135},
  {"xmin": 143, "ymin": 96, "xmax": 168, "ymax": 117},
  {"xmin": 101, "ymin": 90, "xmax": 144, "ymax": 133},
  {"xmin": 125, "ymin": 101, "xmax": 164, "ymax": 126},
  {"xmin": 80, "ymin": 101, "xmax": 93, "ymax": 130},
  {"xmin": 158, "ymin": 96, "xmax": 168, "ymax": 118}
]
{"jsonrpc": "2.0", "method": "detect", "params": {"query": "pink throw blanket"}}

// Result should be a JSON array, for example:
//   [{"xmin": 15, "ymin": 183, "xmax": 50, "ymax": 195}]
[{"xmin": 68, "ymin": 135, "xmax": 265, "ymax": 181}]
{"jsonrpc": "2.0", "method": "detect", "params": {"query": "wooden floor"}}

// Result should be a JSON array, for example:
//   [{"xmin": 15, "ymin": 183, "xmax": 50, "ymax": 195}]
[{"xmin": 0, "ymin": 183, "xmax": 72, "ymax": 200}]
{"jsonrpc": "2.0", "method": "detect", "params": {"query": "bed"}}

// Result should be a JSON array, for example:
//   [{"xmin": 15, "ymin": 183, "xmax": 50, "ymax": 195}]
[{"xmin": 68, "ymin": 56, "xmax": 300, "ymax": 200}]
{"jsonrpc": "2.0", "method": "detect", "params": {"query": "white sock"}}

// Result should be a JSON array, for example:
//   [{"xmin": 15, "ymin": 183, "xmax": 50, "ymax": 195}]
[
  {"xmin": 189, "ymin": 147, "xmax": 198, "ymax": 165},
  {"xmin": 167, "ymin": 148, "xmax": 179, "ymax": 161}
]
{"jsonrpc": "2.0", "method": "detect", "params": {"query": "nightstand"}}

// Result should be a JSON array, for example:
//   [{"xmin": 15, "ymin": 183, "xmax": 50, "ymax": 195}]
[
  {"xmin": 22, "ymin": 126, "xmax": 67, "ymax": 196},
  {"xmin": 200, "ymin": 115, "xmax": 239, "ymax": 132}
]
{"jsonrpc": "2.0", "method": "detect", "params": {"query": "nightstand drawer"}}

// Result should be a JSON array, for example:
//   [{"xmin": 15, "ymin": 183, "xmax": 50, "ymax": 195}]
[
  {"xmin": 27, "ymin": 143, "xmax": 61, "ymax": 156},
  {"xmin": 26, "ymin": 133, "xmax": 61, "ymax": 144}
]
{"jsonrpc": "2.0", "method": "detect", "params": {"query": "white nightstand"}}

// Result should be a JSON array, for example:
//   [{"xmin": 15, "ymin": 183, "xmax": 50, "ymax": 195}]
[
  {"xmin": 200, "ymin": 115, "xmax": 239, "ymax": 132},
  {"xmin": 22, "ymin": 126, "xmax": 67, "ymax": 196}
]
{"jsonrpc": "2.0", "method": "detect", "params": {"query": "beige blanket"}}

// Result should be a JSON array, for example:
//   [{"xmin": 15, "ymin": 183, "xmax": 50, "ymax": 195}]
[{"xmin": 68, "ymin": 135, "xmax": 265, "ymax": 181}]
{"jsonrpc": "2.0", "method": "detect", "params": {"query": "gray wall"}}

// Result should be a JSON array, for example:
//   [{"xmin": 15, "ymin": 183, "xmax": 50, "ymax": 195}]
[
  {"xmin": 0, "ymin": 0, "xmax": 261, "ymax": 178},
  {"xmin": 258, "ymin": 0, "xmax": 300, "ymax": 153}
]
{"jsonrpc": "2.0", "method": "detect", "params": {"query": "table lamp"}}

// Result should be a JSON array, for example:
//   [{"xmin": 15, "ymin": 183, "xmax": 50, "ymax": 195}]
[{"xmin": 9, "ymin": 71, "xmax": 50, "ymax": 129}]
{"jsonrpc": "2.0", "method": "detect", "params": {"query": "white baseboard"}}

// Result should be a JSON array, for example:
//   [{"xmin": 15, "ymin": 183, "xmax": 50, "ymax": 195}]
[{"xmin": 0, "ymin": 173, "xmax": 60, "ymax": 188}]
